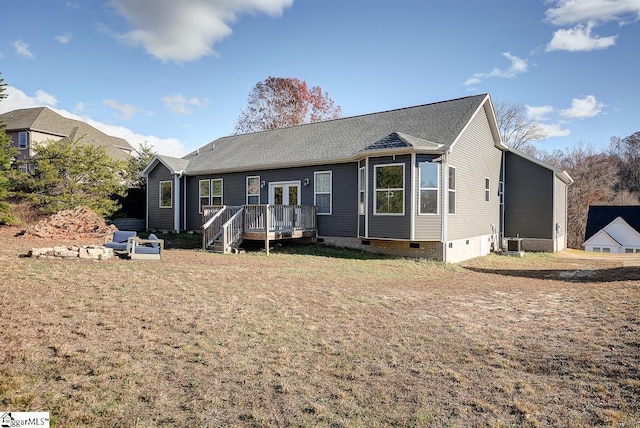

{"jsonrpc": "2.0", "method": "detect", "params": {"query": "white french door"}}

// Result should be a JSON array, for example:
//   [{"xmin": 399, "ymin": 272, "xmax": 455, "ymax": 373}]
[
  {"xmin": 269, "ymin": 181, "xmax": 300, "ymax": 228},
  {"xmin": 269, "ymin": 181, "xmax": 300, "ymax": 206}
]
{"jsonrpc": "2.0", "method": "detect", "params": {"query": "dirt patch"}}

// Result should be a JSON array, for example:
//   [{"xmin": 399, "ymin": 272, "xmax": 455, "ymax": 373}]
[{"xmin": 17, "ymin": 206, "xmax": 116, "ymax": 240}]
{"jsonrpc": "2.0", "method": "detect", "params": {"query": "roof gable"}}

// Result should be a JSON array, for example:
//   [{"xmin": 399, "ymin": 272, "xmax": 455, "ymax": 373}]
[
  {"xmin": 182, "ymin": 94, "xmax": 490, "ymax": 175},
  {"xmin": 361, "ymin": 132, "xmax": 442, "ymax": 152},
  {"xmin": 142, "ymin": 155, "xmax": 190, "ymax": 177},
  {"xmin": 584, "ymin": 206, "xmax": 640, "ymax": 242},
  {"xmin": 0, "ymin": 107, "xmax": 133, "ymax": 161},
  {"xmin": 508, "ymin": 148, "xmax": 573, "ymax": 184}
]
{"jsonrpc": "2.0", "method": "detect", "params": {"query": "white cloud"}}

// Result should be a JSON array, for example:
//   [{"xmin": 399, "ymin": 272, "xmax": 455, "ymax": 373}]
[
  {"xmin": 109, "ymin": 0, "xmax": 294, "ymax": 62},
  {"xmin": 13, "ymin": 39, "xmax": 34, "ymax": 59},
  {"xmin": 55, "ymin": 32, "xmax": 73, "ymax": 44},
  {"xmin": 545, "ymin": 0, "xmax": 640, "ymax": 26},
  {"xmin": 104, "ymin": 99, "xmax": 139, "ymax": 120},
  {"xmin": 0, "ymin": 86, "xmax": 188, "ymax": 158},
  {"xmin": 539, "ymin": 122, "xmax": 572, "ymax": 138},
  {"xmin": 526, "ymin": 105, "xmax": 555, "ymax": 121},
  {"xmin": 464, "ymin": 52, "xmax": 528, "ymax": 86},
  {"xmin": 35, "ymin": 90, "xmax": 58, "ymax": 106},
  {"xmin": 560, "ymin": 95, "xmax": 605, "ymax": 118},
  {"xmin": 163, "ymin": 94, "xmax": 207, "ymax": 115},
  {"xmin": 546, "ymin": 21, "xmax": 617, "ymax": 51}
]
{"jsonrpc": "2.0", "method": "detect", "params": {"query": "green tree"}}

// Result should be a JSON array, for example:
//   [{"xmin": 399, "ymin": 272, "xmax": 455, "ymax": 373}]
[
  {"xmin": 19, "ymin": 139, "xmax": 127, "ymax": 217},
  {"xmin": 127, "ymin": 140, "xmax": 156, "ymax": 189},
  {"xmin": 0, "ymin": 131, "xmax": 19, "ymax": 224},
  {"xmin": 234, "ymin": 77, "xmax": 342, "ymax": 134},
  {"xmin": 0, "ymin": 72, "xmax": 20, "ymax": 224}
]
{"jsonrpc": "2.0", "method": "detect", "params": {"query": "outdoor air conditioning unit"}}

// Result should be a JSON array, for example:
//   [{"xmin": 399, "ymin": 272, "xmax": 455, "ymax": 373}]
[{"xmin": 506, "ymin": 238, "xmax": 523, "ymax": 252}]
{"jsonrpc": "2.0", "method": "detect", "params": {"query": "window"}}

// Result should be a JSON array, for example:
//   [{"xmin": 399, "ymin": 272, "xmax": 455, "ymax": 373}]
[
  {"xmin": 375, "ymin": 164, "xmax": 404, "ymax": 215},
  {"xmin": 419, "ymin": 162, "xmax": 438, "ymax": 214},
  {"xmin": 199, "ymin": 179, "xmax": 210, "ymax": 213},
  {"xmin": 18, "ymin": 132, "xmax": 28, "ymax": 150},
  {"xmin": 625, "ymin": 248, "xmax": 634, "ymax": 253},
  {"xmin": 159, "ymin": 181, "xmax": 172, "ymax": 208},
  {"xmin": 359, "ymin": 167, "xmax": 365, "ymax": 215},
  {"xmin": 247, "ymin": 176, "xmax": 260, "ymax": 205},
  {"xmin": 602, "ymin": 247, "xmax": 611, "ymax": 253},
  {"xmin": 485, "ymin": 177, "xmax": 490, "ymax": 202},
  {"xmin": 448, "ymin": 166, "xmax": 456, "ymax": 214},
  {"xmin": 593, "ymin": 247, "xmax": 601, "ymax": 252},
  {"xmin": 211, "ymin": 179, "xmax": 223, "ymax": 205},
  {"xmin": 314, "ymin": 171, "xmax": 332, "ymax": 215}
]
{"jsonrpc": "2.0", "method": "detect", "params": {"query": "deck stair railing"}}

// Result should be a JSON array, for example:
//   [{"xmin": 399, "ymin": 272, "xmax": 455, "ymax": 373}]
[
  {"xmin": 202, "ymin": 205, "xmax": 242, "ymax": 249},
  {"xmin": 221, "ymin": 207, "xmax": 245, "ymax": 253}
]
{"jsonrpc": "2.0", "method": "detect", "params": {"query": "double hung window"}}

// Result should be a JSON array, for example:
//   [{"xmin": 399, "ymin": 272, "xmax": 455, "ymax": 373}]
[
  {"xmin": 314, "ymin": 171, "xmax": 332, "ymax": 214},
  {"xmin": 160, "ymin": 181, "xmax": 172, "ymax": 208},
  {"xmin": 374, "ymin": 164, "xmax": 404, "ymax": 215}
]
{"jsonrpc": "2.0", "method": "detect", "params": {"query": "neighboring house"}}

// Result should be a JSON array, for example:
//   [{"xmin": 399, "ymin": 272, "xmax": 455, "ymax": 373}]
[
  {"xmin": 583, "ymin": 206, "xmax": 640, "ymax": 253},
  {"xmin": 142, "ymin": 94, "xmax": 572, "ymax": 263},
  {"xmin": 0, "ymin": 107, "xmax": 133, "ymax": 172}
]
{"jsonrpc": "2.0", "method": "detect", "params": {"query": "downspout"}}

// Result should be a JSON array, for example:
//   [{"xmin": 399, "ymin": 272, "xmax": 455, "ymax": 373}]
[
  {"xmin": 145, "ymin": 175, "xmax": 149, "ymax": 231},
  {"xmin": 365, "ymin": 157, "xmax": 369, "ymax": 239},
  {"xmin": 174, "ymin": 171, "xmax": 184, "ymax": 233},
  {"xmin": 500, "ymin": 150, "xmax": 506, "ymax": 245},
  {"xmin": 183, "ymin": 176, "xmax": 187, "ymax": 232},
  {"xmin": 441, "ymin": 151, "xmax": 450, "ymax": 263},
  {"xmin": 410, "ymin": 153, "xmax": 416, "ymax": 241}
]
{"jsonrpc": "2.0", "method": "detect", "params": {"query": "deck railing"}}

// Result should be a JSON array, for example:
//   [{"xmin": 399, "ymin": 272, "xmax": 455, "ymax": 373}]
[
  {"xmin": 202, "ymin": 205, "xmax": 242, "ymax": 249},
  {"xmin": 221, "ymin": 207, "xmax": 244, "ymax": 253},
  {"xmin": 243, "ymin": 205, "xmax": 317, "ymax": 234},
  {"xmin": 203, "ymin": 204, "xmax": 317, "ymax": 252}
]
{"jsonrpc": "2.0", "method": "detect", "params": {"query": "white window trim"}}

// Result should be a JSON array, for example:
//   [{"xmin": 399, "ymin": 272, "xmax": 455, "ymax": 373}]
[
  {"xmin": 418, "ymin": 162, "xmax": 439, "ymax": 216},
  {"xmin": 159, "ymin": 180, "xmax": 172, "ymax": 209},
  {"xmin": 211, "ymin": 178, "xmax": 223, "ymax": 205},
  {"xmin": 314, "ymin": 171, "xmax": 332, "ymax": 215},
  {"xmin": 374, "ymin": 163, "xmax": 405, "ymax": 216},
  {"xmin": 448, "ymin": 165, "xmax": 456, "ymax": 215},
  {"xmin": 246, "ymin": 175, "xmax": 260, "ymax": 205},
  {"xmin": 485, "ymin": 177, "xmax": 490, "ymax": 203},
  {"xmin": 198, "ymin": 179, "xmax": 210, "ymax": 214}
]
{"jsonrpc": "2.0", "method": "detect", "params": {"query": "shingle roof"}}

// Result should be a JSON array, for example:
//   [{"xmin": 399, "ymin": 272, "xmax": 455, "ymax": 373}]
[
  {"xmin": 584, "ymin": 205, "xmax": 640, "ymax": 241},
  {"xmin": 182, "ymin": 94, "xmax": 489, "ymax": 174},
  {"xmin": 0, "ymin": 107, "xmax": 133, "ymax": 161}
]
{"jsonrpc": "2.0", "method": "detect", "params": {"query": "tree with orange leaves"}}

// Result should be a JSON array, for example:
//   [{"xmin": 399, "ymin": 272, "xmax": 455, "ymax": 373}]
[{"xmin": 234, "ymin": 77, "xmax": 342, "ymax": 134}]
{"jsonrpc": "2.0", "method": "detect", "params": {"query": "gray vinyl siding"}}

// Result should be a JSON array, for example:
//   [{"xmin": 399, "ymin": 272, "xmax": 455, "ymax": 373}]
[
  {"xmin": 554, "ymin": 176, "xmax": 568, "ymax": 246},
  {"xmin": 414, "ymin": 154, "xmax": 443, "ymax": 240},
  {"xmin": 185, "ymin": 163, "xmax": 359, "ymax": 237},
  {"xmin": 504, "ymin": 152, "xmax": 553, "ymax": 239},
  {"xmin": 446, "ymin": 107, "xmax": 503, "ymax": 241},
  {"xmin": 367, "ymin": 155, "xmax": 411, "ymax": 240},
  {"xmin": 147, "ymin": 164, "xmax": 175, "ymax": 231}
]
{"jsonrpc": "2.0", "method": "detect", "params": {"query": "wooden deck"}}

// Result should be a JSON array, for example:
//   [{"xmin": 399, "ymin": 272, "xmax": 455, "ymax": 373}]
[{"xmin": 202, "ymin": 205, "xmax": 317, "ymax": 254}]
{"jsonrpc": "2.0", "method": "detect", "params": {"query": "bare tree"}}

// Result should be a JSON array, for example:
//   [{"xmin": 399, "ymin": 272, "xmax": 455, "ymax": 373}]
[
  {"xmin": 234, "ymin": 77, "xmax": 342, "ymax": 134},
  {"xmin": 551, "ymin": 143, "xmax": 619, "ymax": 248},
  {"xmin": 609, "ymin": 131, "xmax": 640, "ymax": 194},
  {"xmin": 493, "ymin": 100, "xmax": 546, "ymax": 150}
]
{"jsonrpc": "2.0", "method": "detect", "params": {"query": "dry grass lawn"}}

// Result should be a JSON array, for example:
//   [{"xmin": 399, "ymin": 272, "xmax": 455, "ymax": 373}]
[{"xmin": 0, "ymin": 228, "xmax": 638, "ymax": 427}]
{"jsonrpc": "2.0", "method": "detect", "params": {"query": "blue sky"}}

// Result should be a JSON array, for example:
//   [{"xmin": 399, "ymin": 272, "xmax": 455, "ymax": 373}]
[{"xmin": 1, "ymin": 0, "xmax": 638, "ymax": 158}]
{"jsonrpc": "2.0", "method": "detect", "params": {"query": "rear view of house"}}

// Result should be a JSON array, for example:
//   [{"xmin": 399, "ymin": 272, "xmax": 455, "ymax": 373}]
[{"xmin": 143, "ymin": 94, "xmax": 572, "ymax": 263}]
